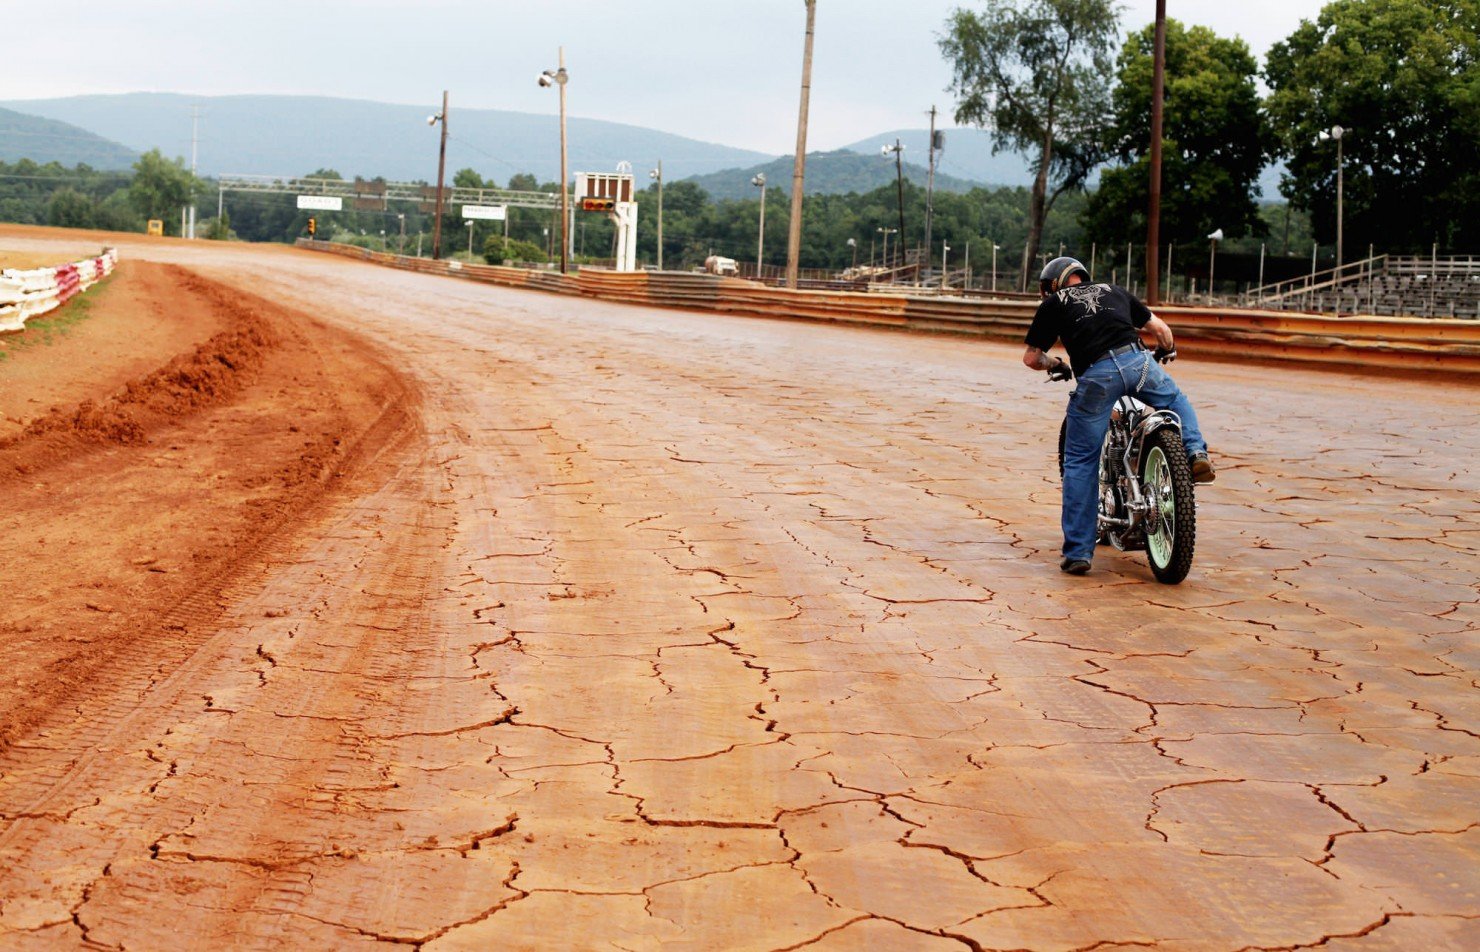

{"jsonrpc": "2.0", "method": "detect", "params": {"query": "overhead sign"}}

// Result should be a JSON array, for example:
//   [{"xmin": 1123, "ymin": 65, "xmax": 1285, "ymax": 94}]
[
  {"xmin": 296, "ymin": 195, "xmax": 343, "ymax": 211},
  {"xmin": 462, "ymin": 204, "xmax": 507, "ymax": 220}
]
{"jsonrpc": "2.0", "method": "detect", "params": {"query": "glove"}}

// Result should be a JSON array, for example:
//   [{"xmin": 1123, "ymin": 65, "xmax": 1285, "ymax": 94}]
[
  {"xmin": 1046, "ymin": 358, "xmax": 1072, "ymax": 381},
  {"xmin": 1153, "ymin": 346, "xmax": 1177, "ymax": 364}
]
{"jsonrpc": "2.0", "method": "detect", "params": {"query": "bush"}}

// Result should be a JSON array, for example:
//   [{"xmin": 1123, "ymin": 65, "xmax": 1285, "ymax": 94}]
[{"xmin": 483, "ymin": 236, "xmax": 547, "ymax": 264}]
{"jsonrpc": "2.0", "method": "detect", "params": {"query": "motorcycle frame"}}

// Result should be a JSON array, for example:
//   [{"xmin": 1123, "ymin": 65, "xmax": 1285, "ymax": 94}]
[{"xmin": 1100, "ymin": 396, "xmax": 1183, "ymax": 539}]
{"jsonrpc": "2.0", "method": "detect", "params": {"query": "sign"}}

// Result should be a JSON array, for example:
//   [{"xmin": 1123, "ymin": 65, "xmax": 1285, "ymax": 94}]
[
  {"xmin": 574, "ymin": 172, "xmax": 633, "ymax": 204},
  {"xmin": 462, "ymin": 204, "xmax": 507, "ymax": 221},
  {"xmin": 296, "ymin": 195, "xmax": 344, "ymax": 211},
  {"xmin": 146, "ymin": 219, "xmax": 164, "ymax": 236}
]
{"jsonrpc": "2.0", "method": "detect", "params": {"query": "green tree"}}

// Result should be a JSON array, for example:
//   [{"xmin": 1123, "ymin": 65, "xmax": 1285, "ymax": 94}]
[
  {"xmin": 205, "ymin": 211, "xmax": 233, "ymax": 241},
  {"xmin": 1264, "ymin": 0, "xmax": 1480, "ymax": 252},
  {"xmin": 483, "ymin": 235, "xmax": 547, "ymax": 264},
  {"xmin": 128, "ymin": 149, "xmax": 193, "ymax": 233},
  {"xmin": 46, "ymin": 187, "xmax": 95, "ymax": 228},
  {"xmin": 1083, "ymin": 20, "xmax": 1270, "ymax": 251},
  {"xmin": 453, "ymin": 168, "xmax": 487, "ymax": 190},
  {"xmin": 940, "ymin": 0, "xmax": 1118, "ymax": 288}
]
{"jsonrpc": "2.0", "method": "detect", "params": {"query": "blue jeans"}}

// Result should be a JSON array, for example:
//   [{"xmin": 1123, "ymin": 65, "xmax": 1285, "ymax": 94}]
[{"xmin": 1060, "ymin": 351, "xmax": 1208, "ymax": 562}]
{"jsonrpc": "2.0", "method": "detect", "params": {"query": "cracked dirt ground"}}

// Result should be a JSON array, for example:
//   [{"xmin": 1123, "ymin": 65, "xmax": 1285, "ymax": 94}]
[{"xmin": 0, "ymin": 231, "xmax": 1476, "ymax": 950}]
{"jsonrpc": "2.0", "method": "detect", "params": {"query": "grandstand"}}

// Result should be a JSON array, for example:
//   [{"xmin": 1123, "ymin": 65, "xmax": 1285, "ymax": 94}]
[{"xmin": 1248, "ymin": 254, "xmax": 1480, "ymax": 320}]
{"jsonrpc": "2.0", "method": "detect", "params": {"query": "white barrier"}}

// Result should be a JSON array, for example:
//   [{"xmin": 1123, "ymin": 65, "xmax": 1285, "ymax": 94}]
[{"xmin": 0, "ymin": 249, "xmax": 117, "ymax": 334}]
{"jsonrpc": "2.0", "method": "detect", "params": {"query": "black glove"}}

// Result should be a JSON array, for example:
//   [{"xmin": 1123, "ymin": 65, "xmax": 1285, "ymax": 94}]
[
  {"xmin": 1153, "ymin": 346, "xmax": 1177, "ymax": 364},
  {"xmin": 1046, "ymin": 358, "xmax": 1072, "ymax": 381}
]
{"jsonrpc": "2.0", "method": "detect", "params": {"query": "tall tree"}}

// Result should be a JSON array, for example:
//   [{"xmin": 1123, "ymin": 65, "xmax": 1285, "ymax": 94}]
[
  {"xmin": 1083, "ymin": 20, "xmax": 1270, "ymax": 252},
  {"xmin": 1264, "ymin": 0, "xmax": 1480, "ymax": 252},
  {"xmin": 940, "ymin": 0, "xmax": 1118, "ymax": 288},
  {"xmin": 128, "ymin": 149, "xmax": 193, "ymax": 234}
]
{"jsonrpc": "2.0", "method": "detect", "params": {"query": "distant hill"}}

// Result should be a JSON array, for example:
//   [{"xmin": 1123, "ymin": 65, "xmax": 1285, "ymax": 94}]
[
  {"xmin": 844, "ymin": 126, "xmax": 1288, "ymax": 199},
  {"xmin": 0, "ymin": 93, "xmax": 776, "ymax": 185},
  {"xmin": 841, "ymin": 128, "xmax": 1037, "ymax": 188},
  {"xmin": 685, "ymin": 150, "xmax": 987, "ymax": 202},
  {"xmin": 0, "ymin": 107, "xmax": 138, "ymax": 169},
  {"xmin": 0, "ymin": 93, "xmax": 1290, "ymax": 202}
]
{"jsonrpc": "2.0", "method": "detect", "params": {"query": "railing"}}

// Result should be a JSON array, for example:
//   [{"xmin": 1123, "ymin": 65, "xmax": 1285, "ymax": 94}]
[
  {"xmin": 1245, "ymin": 253, "xmax": 1388, "ymax": 305},
  {"xmin": 1, "ymin": 249, "xmax": 118, "ymax": 333},
  {"xmin": 218, "ymin": 174, "xmax": 561, "ymax": 211},
  {"xmin": 1243, "ymin": 254, "xmax": 1480, "ymax": 319}
]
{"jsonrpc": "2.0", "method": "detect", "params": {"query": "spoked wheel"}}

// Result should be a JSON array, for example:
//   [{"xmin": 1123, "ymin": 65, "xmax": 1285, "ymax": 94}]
[{"xmin": 1140, "ymin": 429, "xmax": 1196, "ymax": 584}]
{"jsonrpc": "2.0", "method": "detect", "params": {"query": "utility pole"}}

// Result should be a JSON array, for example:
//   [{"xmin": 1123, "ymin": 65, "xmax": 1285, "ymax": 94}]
[
  {"xmin": 538, "ymin": 52, "xmax": 572, "ymax": 273},
  {"xmin": 753, "ymin": 174, "xmax": 768, "ymax": 278},
  {"xmin": 785, "ymin": 0, "xmax": 817, "ymax": 289},
  {"xmin": 188, "ymin": 103, "xmax": 200, "ymax": 239},
  {"xmin": 1145, "ymin": 0, "xmax": 1166, "ymax": 305},
  {"xmin": 883, "ymin": 139, "xmax": 906, "ymax": 269},
  {"xmin": 558, "ymin": 48, "xmax": 570, "ymax": 273},
  {"xmin": 430, "ymin": 91, "xmax": 449, "ymax": 260},
  {"xmin": 650, "ymin": 160, "xmax": 664, "ymax": 270},
  {"xmin": 924, "ymin": 106, "xmax": 939, "ymax": 282}
]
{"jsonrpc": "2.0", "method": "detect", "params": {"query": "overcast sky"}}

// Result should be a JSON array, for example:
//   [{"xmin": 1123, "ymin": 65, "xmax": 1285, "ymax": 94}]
[{"xmin": 6, "ymin": 1, "xmax": 1332, "ymax": 155}]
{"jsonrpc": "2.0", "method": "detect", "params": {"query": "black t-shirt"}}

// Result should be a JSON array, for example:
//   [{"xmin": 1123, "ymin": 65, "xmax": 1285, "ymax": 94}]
[{"xmin": 1024, "ymin": 283, "xmax": 1152, "ymax": 377}]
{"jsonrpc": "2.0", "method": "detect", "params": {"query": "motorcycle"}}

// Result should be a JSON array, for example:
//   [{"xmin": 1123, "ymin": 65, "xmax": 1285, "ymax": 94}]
[{"xmin": 1053, "ymin": 349, "xmax": 1197, "ymax": 584}]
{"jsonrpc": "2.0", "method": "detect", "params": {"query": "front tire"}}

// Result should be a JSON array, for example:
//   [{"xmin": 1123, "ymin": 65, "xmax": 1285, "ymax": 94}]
[{"xmin": 1141, "ymin": 429, "xmax": 1196, "ymax": 584}]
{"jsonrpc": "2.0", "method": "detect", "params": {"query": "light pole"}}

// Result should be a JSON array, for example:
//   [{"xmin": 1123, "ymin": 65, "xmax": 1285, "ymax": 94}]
[
  {"xmin": 1207, "ymin": 228, "xmax": 1224, "ymax": 301},
  {"xmin": 380, "ymin": 229, "xmax": 387, "ymax": 252},
  {"xmin": 397, "ymin": 213, "xmax": 406, "ymax": 255},
  {"xmin": 1146, "ymin": 0, "xmax": 1167, "ymax": 305},
  {"xmin": 847, "ymin": 237, "xmax": 857, "ymax": 271},
  {"xmin": 466, "ymin": 220, "xmax": 474, "ymax": 258},
  {"xmin": 882, "ymin": 139, "xmax": 906, "ymax": 270},
  {"xmin": 941, "ymin": 240, "xmax": 951, "ymax": 289},
  {"xmin": 991, "ymin": 243, "xmax": 1000, "ymax": 293},
  {"xmin": 650, "ymin": 161, "xmax": 664, "ymax": 270},
  {"xmin": 539, "ymin": 51, "xmax": 570, "ymax": 273},
  {"xmin": 1331, "ymin": 125, "xmax": 1345, "ymax": 273},
  {"xmin": 786, "ymin": 0, "xmax": 817, "ymax": 289},
  {"xmin": 752, "ymin": 173, "xmax": 767, "ymax": 280},
  {"xmin": 924, "ymin": 108, "xmax": 942, "ymax": 282},
  {"xmin": 427, "ymin": 91, "xmax": 449, "ymax": 260},
  {"xmin": 877, "ymin": 226, "xmax": 897, "ymax": 281}
]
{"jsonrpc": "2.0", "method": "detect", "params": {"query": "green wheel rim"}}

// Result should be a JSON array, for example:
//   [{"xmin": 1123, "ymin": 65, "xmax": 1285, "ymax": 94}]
[{"xmin": 1145, "ymin": 445, "xmax": 1176, "ymax": 567}]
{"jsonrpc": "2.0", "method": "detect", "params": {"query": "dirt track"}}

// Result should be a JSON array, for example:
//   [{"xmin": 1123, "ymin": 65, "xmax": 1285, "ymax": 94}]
[{"xmin": 1, "ymin": 226, "xmax": 1476, "ymax": 950}]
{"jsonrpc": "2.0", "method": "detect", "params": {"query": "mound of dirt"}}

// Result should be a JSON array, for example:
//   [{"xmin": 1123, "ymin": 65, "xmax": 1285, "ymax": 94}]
[
  {"xmin": 0, "ymin": 261, "xmax": 415, "ymax": 748},
  {"xmin": 11, "ymin": 315, "xmax": 274, "ymax": 455}
]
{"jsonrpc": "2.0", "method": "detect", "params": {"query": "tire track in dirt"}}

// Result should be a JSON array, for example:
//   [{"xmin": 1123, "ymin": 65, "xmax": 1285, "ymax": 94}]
[{"xmin": 0, "ymin": 229, "xmax": 1476, "ymax": 949}]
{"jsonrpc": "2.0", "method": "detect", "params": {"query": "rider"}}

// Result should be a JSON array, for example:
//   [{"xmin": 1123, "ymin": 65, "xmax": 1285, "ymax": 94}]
[{"xmin": 1023, "ymin": 256, "xmax": 1214, "ymax": 576}]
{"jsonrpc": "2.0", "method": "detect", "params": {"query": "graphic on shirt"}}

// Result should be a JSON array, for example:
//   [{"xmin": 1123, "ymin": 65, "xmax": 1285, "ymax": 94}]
[{"xmin": 1059, "ymin": 284, "xmax": 1108, "ymax": 314}]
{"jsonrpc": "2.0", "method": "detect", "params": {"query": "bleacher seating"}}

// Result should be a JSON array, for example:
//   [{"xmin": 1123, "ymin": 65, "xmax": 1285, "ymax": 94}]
[{"xmin": 1258, "ymin": 256, "xmax": 1480, "ymax": 319}]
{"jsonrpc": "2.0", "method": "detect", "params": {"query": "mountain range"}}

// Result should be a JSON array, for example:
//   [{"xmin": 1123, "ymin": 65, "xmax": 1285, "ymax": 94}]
[
  {"xmin": 0, "ymin": 92, "xmax": 1280, "ymax": 200},
  {"xmin": 0, "ymin": 106, "xmax": 139, "ymax": 169},
  {"xmin": 0, "ymin": 93, "xmax": 1037, "ymax": 194}
]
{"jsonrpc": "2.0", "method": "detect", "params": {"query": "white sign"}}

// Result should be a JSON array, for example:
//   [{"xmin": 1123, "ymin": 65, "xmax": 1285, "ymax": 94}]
[
  {"xmin": 462, "ymin": 204, "xmax": 507, "ymax": 221},
  {"xmin": 296, "ymin": 195, "xmax": 343, "ymax": 211}
]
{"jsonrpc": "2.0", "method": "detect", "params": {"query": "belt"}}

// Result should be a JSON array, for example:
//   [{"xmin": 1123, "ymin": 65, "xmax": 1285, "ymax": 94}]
[{"xmin": 1091, "ymin": 342, "xmax": 1145, "ymax": 366}]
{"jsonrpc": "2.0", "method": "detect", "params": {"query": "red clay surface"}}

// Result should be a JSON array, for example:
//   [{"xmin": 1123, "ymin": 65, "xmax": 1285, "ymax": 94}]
[{"xmin": 0, "ymin": 223, "xmax": 1476, "ymax": 950}]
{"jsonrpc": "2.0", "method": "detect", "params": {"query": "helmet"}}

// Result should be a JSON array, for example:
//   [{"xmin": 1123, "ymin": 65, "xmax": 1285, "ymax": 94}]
[{"xmin": 1040, "ymin": 256, "xmax": 1091, "ymax": 295}]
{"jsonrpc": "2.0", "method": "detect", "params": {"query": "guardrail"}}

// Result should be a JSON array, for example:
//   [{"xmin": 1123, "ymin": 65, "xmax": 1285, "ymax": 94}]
[
  {"xmin": 0, "ymin": 249, "xmax": 119, "ymax": 334},
  {"xmin": 295, "ymin": 240, "xmax": 1480, "ymax": 376}
]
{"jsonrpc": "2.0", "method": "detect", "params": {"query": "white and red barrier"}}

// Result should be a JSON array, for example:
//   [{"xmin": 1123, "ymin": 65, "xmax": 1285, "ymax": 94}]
[{"xmin": 0, "ymin": 248, "xmax": 118, "ymax": 333}]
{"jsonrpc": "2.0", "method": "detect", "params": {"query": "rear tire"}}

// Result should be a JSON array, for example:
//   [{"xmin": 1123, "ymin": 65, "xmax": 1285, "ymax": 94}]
[{"xmin": 1141, "ymin": 429, "xmax": 1196, "ymax": 584}]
